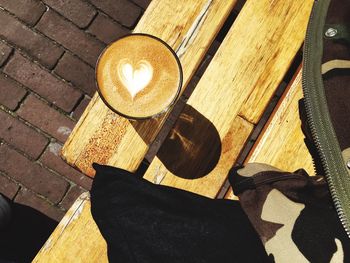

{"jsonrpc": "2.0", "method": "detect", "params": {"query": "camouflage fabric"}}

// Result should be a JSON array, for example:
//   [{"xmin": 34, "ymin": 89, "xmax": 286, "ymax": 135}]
[{"xmin": 230, "ymin": 163, "xmax": 350, "ymax": 262}]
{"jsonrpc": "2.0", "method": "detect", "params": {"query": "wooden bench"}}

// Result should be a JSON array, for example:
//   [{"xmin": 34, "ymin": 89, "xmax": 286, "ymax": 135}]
[{"xmin": 33, "ymin": 0, "xmax": 314, "ymax": 261}]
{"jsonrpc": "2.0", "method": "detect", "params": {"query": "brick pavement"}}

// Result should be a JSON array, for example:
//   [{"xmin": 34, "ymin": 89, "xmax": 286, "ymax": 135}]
[{"xmin": 0, "ymin": 0, "xmax": 151, "ymax": 222}]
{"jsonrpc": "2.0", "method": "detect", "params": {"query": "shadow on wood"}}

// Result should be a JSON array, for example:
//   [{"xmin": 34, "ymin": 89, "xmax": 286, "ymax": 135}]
[
  {"xmin": 154, "ymin": 105, "xmax": 221, "ymax": 179},
  {"xmin": 130, "ymin": 116, "xmax": 163, "ymax": 146}
]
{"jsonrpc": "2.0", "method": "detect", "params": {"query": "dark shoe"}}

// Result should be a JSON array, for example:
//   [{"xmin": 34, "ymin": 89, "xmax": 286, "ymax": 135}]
[
  {"xmin": 302, "ymin": 0, "xmax": 350, "ymax": 236},
  {"xmin": 0, "ymin": 194, "xmax": 11, "ymax": 229}
]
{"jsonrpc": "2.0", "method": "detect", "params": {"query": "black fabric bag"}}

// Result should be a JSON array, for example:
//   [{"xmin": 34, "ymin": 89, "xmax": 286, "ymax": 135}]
[{"xmin": 90, "ymin": 163, "xmax": 270, "ymax": 263}]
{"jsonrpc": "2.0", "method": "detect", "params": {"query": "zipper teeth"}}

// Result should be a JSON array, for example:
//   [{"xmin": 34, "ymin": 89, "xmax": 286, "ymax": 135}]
[{"xmin": 302, "ymin": 0, "xmax": 350, "ymax": 237}]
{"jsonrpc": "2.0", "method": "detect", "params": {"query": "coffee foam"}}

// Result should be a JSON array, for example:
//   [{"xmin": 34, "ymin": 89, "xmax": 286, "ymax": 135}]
[
  {"xmin": 97, "ymin": 35, "xmax": 181, "ymax": 119},
  {"xmin": 117, "ymin": 59, "xmax": 153, "ymax": 99}
]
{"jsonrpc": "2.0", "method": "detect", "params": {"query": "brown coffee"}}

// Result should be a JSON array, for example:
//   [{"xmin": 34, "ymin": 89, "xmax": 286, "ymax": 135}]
[{"xmin": 96, "ymin": 34, "xmax": 182, "ymax": 119}]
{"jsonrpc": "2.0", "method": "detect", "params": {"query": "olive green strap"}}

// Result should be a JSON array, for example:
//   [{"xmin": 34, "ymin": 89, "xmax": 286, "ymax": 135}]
[{"xmin": 322, "ymin": 59, "xmax": 350, "ymax": 74}]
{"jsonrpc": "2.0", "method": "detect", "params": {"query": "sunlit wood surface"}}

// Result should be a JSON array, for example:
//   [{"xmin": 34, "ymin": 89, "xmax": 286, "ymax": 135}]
[
  {"xmin": 36, "ymin": 0, "xmax": 314, "ymax": 261},
  {"xmin": 143, "ymin": 0, "xmax": 313, "ymax": 197},
  {"xmin": 33, "ymin": 193, "xmax": 108, "ymax": 263},
  {"xmin": 225, "ymin": 68, "xmax": 314, "ymax": 200},
  {"xmin": 61, "ymin": 0, "xmax": 238, "ymax": 176}
]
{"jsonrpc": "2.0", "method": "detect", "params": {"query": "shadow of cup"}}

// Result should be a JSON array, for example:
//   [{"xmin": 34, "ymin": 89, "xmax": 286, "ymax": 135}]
[{"xmin": 156, "ymin": 105, "xmax": 222, "ymax": 179}]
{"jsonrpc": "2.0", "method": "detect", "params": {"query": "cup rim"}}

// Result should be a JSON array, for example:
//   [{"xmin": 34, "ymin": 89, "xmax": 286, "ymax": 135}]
[{"xmin": 95, "ymin": 33, "xmax": 183, "ymax": 120}]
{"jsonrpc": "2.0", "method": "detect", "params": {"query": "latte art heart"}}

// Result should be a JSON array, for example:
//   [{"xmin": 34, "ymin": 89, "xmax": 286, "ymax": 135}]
[
  {"xmin": 117, "ymin": 59, "xmax": 154, "ymax": 99},
  {"xmin": 97, "ymin": 34, "xmax": 182, "ymax": 119}
]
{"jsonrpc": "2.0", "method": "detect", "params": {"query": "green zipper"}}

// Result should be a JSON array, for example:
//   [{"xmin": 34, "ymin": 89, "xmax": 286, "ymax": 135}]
[{"xmin": 302, "ymin": 0, "xmax": 350, "ymax": 237}]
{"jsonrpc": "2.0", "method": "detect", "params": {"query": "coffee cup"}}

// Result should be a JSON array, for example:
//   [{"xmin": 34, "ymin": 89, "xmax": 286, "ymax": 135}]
[{"xmin": 96, "ymin": 33, "xmax": 183, "ymax": 120}]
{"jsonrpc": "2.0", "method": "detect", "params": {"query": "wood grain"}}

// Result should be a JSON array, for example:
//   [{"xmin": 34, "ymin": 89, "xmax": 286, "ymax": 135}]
[
  {"xmin": 35, "ymin": 0, "xmax": 315, "ymax": 260},
  {"xmin": 33, "ymin": 193, "xmax": 108, "ymax": 263},
  {"xmin": 144, "ymin": 116, "xmax": 253, "ymax": 197},
  {"xmin": 143, "ymin": 0, "xmax": 313, "ymax": 196},
  {"xmin": 34, "ymin": 69, "xmax": 314, "ymax": 261},
  {"xmin": 246, "ymin": 69, "xmax": 314, "ymax": 173},
  {"xmin": 238, "ymin": 1, "xmax": 312, "ymax": 124},
  {"xmin": 35, "ymin": 70, "xmax": 313, "ymax": 263},
  {"xmin": 61, "ymin": 0, "xmax": 238, "ymax": 176},
  {"xmin": 226, "ymin": 68, "xmax": 314, "ymax": 200}
]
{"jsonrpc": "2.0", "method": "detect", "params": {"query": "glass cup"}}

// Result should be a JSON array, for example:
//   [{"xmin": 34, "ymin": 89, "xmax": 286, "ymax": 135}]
[{"xmin": 96, "ymin": 33, "xmax": 183, "ymax": 120}]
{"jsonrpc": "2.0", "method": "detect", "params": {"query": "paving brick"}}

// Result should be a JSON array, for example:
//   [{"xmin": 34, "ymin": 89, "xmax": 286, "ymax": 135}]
[
  {"xmin": 0, "ymin": 9, "xmax": 63, "ymax": 68},
  {"xmin": 0, "ymin": 41, "xmax": 12, "ymax": 67},
  {"xmin": 72, "ymin": 95, "xmax": 91, "ymax": 120},
  {"xmin": 0, "ymin": 173, "xmax": 19, "ymax": 199},
  {"xmin": 60, "ymin": 185, "xmax": 86, "ymax": 210},
  {"xmin": 4, "ymin": 52, "xmax": 82, "ymax": 112},
  {"xmin": 42, "ymin": 0, "xmax": 96, "ymax": 28},
  {"xmin": 0, "ymin": 73, "xmax": 27, "ymax": 110},
  {"xmin": 132, "ymin": 0, "xmax": 152, "ymax": 10},
  {"xmin": 0, "ymin": 0, "xmax": 46, "ymax": 26},
  {"xmin": 0, "ymin": 109, "xmax": 48, "ymax": 159},
  {"xmin": 87, "ymin": 12, "xmax": 129, "ymax": 44},
  {"xmin": 40, "ymin": 142, "xmax": 93, "ymax": 190},
  {"xmin": 15, "ymin": 188, "xmax": 65, "ymax": 221},
  {"xmin": 89, "ymin": 0, "xmax": 141, "ymax": 28},
  {"xmin": 17, "ymin": 95, "xmax": 76, "ymax": 142},
  {"xmin": 0, "ymin": 143, "xmax": 69, "ymax": 204},
  {"xmin": 54, "ymin": 53, "xmax": 96, "ymax": 96},
  {"xmin": 36, "ymin": 10, "xmax": 105, "ymax": 67}
]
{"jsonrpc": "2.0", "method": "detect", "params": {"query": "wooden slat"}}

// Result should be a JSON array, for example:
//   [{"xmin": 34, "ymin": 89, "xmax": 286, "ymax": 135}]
[
  {"xmin": 146, "ymin": 116, "xmax": 253, "ymax": 197},
  {"xmin": 143, "ymin": 0, "xmax": 313, "ymax": 196},
  {"xmin": 35, "ymin": 1, "xmax": 314, "ymax": 260},
  {"xmin": 35, "ymin": 69, "xmax": 314, "ymax": 262},
  {"xmin": 226, "ymin": 67, "xmax": 314, "ymax": 200},
  {"xmin": 238, "ymin": 8, "xmax": 311, "ymax": 125},
  {"xmin": 246, "ymin": 68, "xmax": 314, "ymax": 173},
  {"xmin": 33, "ymin": 193, "xmax": 107, "ymax": 263},
  {"xmin": 61, "ymin": 0, "xmax": 238, "ymax": 176}
]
